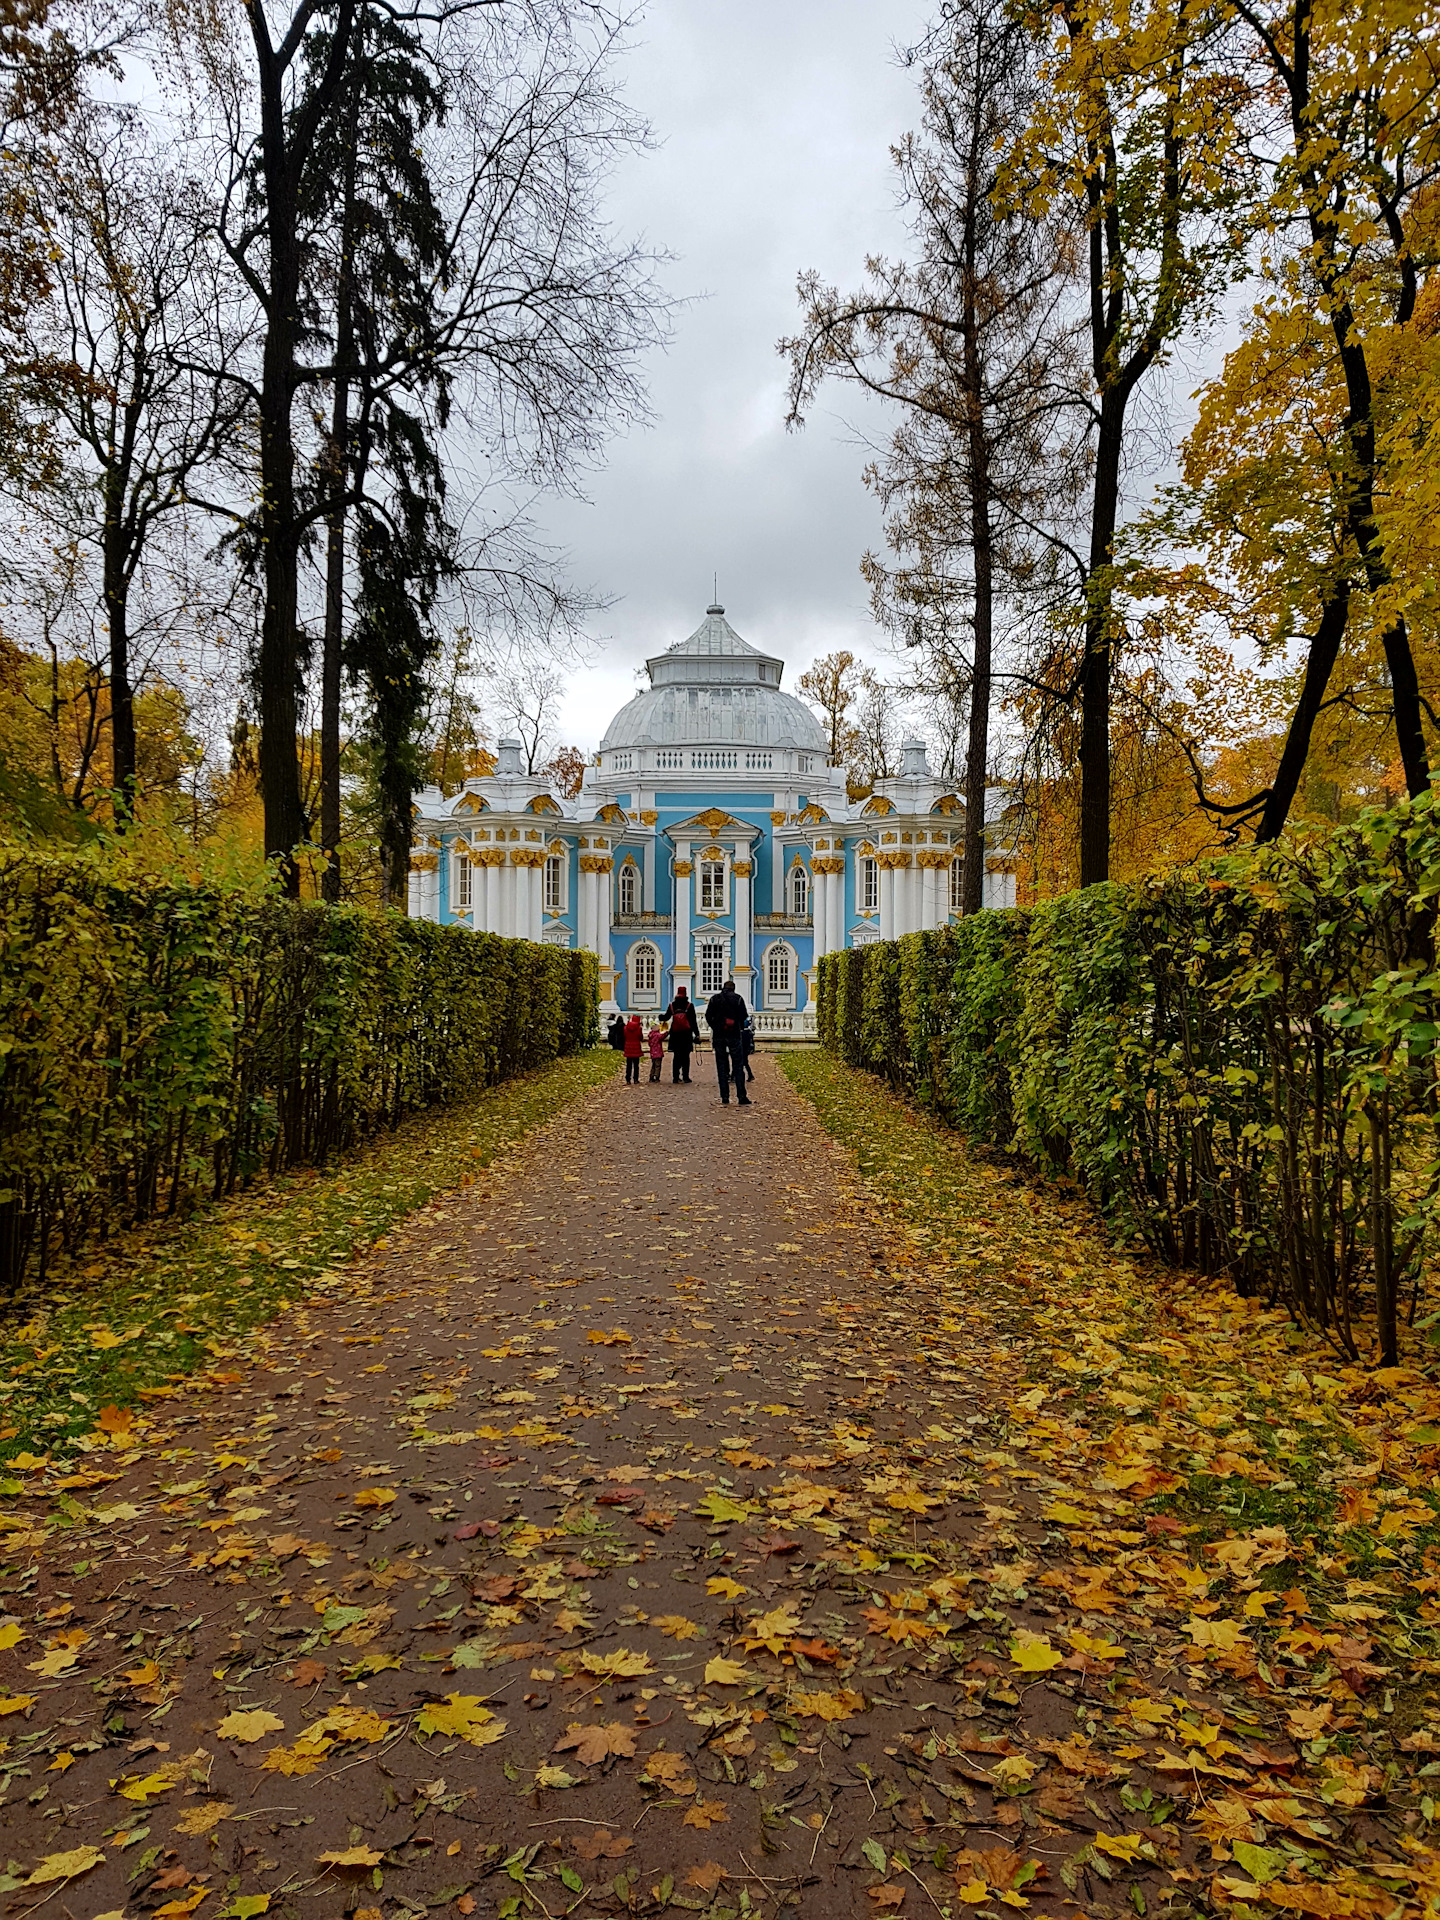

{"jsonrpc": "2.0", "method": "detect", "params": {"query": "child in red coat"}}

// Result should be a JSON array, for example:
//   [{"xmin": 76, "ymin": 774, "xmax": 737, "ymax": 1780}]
[
  {"xmin": 647, "ymin": 1020, "xmax": 665, "ymax": 1081},
  {"xmin": 623, "ymin": 1013, "xmax": 644, "ymax": 1084}
]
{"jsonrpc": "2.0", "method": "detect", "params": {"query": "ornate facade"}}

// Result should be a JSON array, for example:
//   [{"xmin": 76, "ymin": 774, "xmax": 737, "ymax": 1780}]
[{"xmin": 409, "ymin": 605, "xmax": 1015, "ymax": 1033}]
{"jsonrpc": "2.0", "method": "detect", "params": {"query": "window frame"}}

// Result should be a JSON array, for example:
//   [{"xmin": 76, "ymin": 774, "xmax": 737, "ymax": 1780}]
[
  {"xmin": 544, "ymin": 851, "xmax": 565, "ymax": 914},
  {"xmin": 859, "ymin": 856, "xmax": 879, "ymax": 914},
  {"xmin": 949, "ymin": 854, "xmax": 964, "ymax": 915},
  {"xmin": 697, "ymin": 939, "xmax": 728, "ymax": 997},
  {"xmin": 617, "ymin": 861, "xmax": 639, "ymax": 918},
  {"xmin": 629, "ymin": 940, "xmax": 660, "ymax": 1005},
  {"xmin": 788, "ymin": 864, "xmax": 809, "ymax": 917},
  {"xmin": 764, "ymin": 941, "xmax": 796, "ymax": 1009},
  {"xmin": 453, "ymin": 847, "xmax": 473, "ymax": 912},
  {"xmin": 698, "ymin": 856, "xmax": 728, "ymax": 914}
]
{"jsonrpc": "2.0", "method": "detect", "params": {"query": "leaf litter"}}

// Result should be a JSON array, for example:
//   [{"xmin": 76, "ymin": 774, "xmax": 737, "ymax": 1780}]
[{"xmin": 0, "ymin": 1049, "xmax": 1434, "ymax": 1915}]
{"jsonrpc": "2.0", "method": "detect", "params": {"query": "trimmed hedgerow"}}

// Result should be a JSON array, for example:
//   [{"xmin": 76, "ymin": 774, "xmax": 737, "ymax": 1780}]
[
  {"xmin": 0, "ymin": 846, "xmax": 597, "ymax": 1294},
  {"xmin": 817, "ymin": 794, "xmax": 1440, "ymax": 1364}
]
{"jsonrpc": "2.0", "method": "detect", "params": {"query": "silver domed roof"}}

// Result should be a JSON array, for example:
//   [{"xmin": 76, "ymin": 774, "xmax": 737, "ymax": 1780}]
[{"xmin": 599, "ymin": 606, "xmax": 827, "ymax": 754}]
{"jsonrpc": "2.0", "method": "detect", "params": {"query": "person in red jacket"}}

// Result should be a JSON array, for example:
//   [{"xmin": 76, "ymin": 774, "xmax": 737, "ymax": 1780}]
[{"xmin": 622, "ymin": 1012, "xmax": 644, "ymax": 1084}]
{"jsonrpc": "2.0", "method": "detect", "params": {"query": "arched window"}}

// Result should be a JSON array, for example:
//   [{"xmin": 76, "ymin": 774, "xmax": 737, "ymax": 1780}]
[
  {"xmin": 949, "ymin": 855, "xmax": 964, "ymax": 914},
  {"xmin": 765, "ymin": 943, "xmax": 795, "ymax": 1009},
  {"xmin": 544, "ymin": 853, "xmax": 564, "ymax": 913},
  {"xmin": 618, "ymin": 862, "xmax": 638, "ymax": 917},
  {"xmin": 699, "ymin": 857, "xmax": 726, "ymax": 912},
  {"xmin": 453, "ymin": 848, "xmax": 472, "ymax": 911},
  {"xmin": 789, "ymin": 864, "xmax": 809, "ymax": 917},
  {"xmin": 859, "ymin": 857, "xmax": 879, "ymax": 914},
  {"xmin": 629, "ymin": 942, "xmax": 660, "ymax": 1007}
]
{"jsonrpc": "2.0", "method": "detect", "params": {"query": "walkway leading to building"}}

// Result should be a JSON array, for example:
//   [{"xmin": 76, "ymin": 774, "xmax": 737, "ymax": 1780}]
[{"xmin": 1, "ymin": 1058, "xmax": 1267, "ymax": 1917}]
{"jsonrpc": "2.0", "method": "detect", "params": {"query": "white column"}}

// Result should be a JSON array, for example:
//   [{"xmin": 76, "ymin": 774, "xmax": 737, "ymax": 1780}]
[
  {"xmin": 471, "ymin": 856, "xmax": 485, "ymax": 934},
  {"xmin": 672, "ymin": 842, "xmax": 692, "ymax": 989},
  {"xmin": 596, "ymin": 853, "xmax": 615, "ymax": 986},
  {"xmin": 879, "ymin": 860, "xmax": 896, "ymax": 941},
  {"xmin": 498, "ymin": 855, "xmax": 516, "ymax": 937},
  {"xmin": 578, "ymin": 864, "xmax": 595, "ymax": 955},
  {"xmin": 811, "ymin": 869, "xmax": 829, "ymax": 958},
  {"xmin": 733, "ymin": 846, "xmax": 752, "ymax": 988},
  {"xmin": 898, "ymin": 858, "xmax": 917, "ymax": 935},
  {"xmin": 830, "ymin": 860, "xmax": 846, "ymax": 954}
]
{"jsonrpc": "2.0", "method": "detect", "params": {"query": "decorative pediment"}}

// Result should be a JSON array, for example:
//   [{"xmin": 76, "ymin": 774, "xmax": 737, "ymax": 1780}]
[
  {"xmin": 666, "ymin": 809, "xmax": 759, "ymax": 839},
  {"xmin": 596, "ymin": 802, "xmax": 627, "ymax": 824},
  {"xmin": 455, "ymin": 792, "xmax": 488, "ymax": 812},
  {"xmin": 797, "ymin": 802, "xmax": 828, "ymax": 823},
  {"xmin": 931, "ymin": 793, "xmax": 962, "ymax": 815},
  {"xmin": 527, "ymin": 794, "xmax": 561, "ymax": 815},
  {"xmin": 862, "ymin": 795, "xmax": 895, "ymax": 816}
]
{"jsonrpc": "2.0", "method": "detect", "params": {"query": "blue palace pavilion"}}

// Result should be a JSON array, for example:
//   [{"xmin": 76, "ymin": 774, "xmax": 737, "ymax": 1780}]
[{"xmin": 408, "ymin": 604, "xmax": 1015, "ymax": 1035}]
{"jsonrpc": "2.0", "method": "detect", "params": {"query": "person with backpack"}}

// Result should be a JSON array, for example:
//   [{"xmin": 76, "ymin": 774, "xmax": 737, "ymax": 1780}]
[
  {"xmin": 664, "ymin": 988, "xmax": 698, "ymax": 1085},
  {"xmin": 705, "ymin": 978, "xmax": 751, "ymax": 1106}
]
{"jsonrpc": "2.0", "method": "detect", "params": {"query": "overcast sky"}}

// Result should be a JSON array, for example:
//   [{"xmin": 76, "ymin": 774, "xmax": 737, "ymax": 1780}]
[{"xmin": 539, "ymin": 0, "xmax": 933, "ymax": 752}]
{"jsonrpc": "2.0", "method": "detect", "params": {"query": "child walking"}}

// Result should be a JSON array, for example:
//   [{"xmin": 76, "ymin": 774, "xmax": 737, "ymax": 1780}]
[{"xmin": 647, "ymin": 1020, "xmax": 665, "ymax": 1081}]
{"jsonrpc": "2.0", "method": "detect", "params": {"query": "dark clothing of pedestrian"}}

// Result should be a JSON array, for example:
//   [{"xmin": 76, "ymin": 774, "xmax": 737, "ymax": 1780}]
[
  {"xmin": 664, "ymin": 995, "xmax": 697, "ymax": 1083},
  {"xmin": 623, "ymin": 1014, "xmax": 643, "ymax": 1085},
  {"xmin": 742, "ymin": 1018, "xmax": 756, "ymax": 1082},
  {"xmin": 705, "ymin": 985, "xmax": 751, "ymax": 1105},
  {"xmin": 606, "ymin": 1014, "xmax": 625, "ymax": 1051}
]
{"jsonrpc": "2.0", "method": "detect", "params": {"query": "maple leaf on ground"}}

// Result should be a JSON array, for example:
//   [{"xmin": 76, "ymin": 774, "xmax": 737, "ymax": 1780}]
[
  {"xmin": 643, "ymin": 1749, "xmax": 696, "ymax": 1790},
  {"xmin": 318, "ymin": 1845, "xmax": 385, "ymax": 1867},
  {"xmin": 694, "ymin": 1490, "xmax": 755, "ymax": 1524},
  {"xmin": 990, "ymin": 1755, "xmax": 1038, "ymax": 1793},
  {"xmin": 553, "ymin": 1721, "xmax": 637, "ymax": 1765},
  {"xmin": 704, "ymin": 1657, "xmax": 751, "ymax": 1686},
  {"xmin": 686, "ymin": 1862, "xmax": 726, "ymax": 1891},
  {"xmin": 416, "ymin": 1695, "xmax": 506, "ymax": 1746},
  {"xmin": 682, "ymin": 1799, "xmax": 730, "ymax": 1829},
  {"xmin": 859, "ymin": 1607, "xmax": 935, "ymax": 1644},
  {"xmin": 652, "ymin": 1614, "xmax": 703, "ymax": 1640},
  {"xmin": 586, "ymin": 1328, "xmax": 632, "ymax": 1345},
  {"xmin": 791, "ymin": 1635, "xmax": 842, "ymax": 1664},
  {"xmin": 287, "ymin": 1659, "xmax": 327, "ymax": 1687},
  {"xmin": 743, "ymin": 1607, "xmax": 802, "ymax": 1652},
  {"xmin": 352, "ymin": 1488, "xmax": 395, "ymax": 1509},
  {"xmin": 792, "ymin": 1688, "xmax": 865, "ymax": 1721},
  {"xmin": 174, "ymin": 1802, "xmax": 232, "ymax": 1836},
  {"xmin": 1092, "ymin": 1832, "xmax": 1143, "ymax": 1862},
  {"xmin": 706, "ymin": 1576, "xmax": 746, "ymax": 1599},
  {"xmin": 217, "ymin": 1709, "xmax": 285, "ymax": 1743},
  {"xmin": 1009, "ymin": 1630, "xmax": 1063, "ymax": 1673},
  {"xmin": 580, "ymin": 1647, "xmax": 653, "ymax": 1679},
  {"xmin": 572, "ymin": 1829, "xmax": 632, "ymax": 1861},
  {"xmin": 25, "ymin": 1845, "xmax": 105, "ymax": 1885},
  {"xmin": 0, "ymin": 1694, "xmax": 34, "ymax": 1716},
  {"xmin": 868, "ymin": 1890, "xmax": 905, "ymax": 1911}
]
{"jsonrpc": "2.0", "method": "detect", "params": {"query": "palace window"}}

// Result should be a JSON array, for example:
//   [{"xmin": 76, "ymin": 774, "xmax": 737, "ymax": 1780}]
[
  {"xmin": 629, "ymin": 942, "xmax": 660, "ymax": 1007},
  {"xmin": 698, "ymin": 939, "xmax": 728, "ymax": 997},
  {"xmin": 453, "ymin": 849, "xmax": 472, "ymax": 911},
  {"xmin": 765, "ymin": 943, "xmax": 795, "ymax": 1009},
  {"xmin": 544, "ymin": 853, "xmax": 564, "ymax": 913},
  {"xmin": 789, "ymin": 864, "xmax": 809, "ymax": 917},
  {"xmin": 618, "ymin": 862, "xmax": 638, "ymax": 917},
  {"xmin": 699, "ymin": 858, "xmax": 726, "ymax": 912},
  {"xmin": 949, "ymin": 855, "xmax": 964, "ymax": 914},
  {"xmin": 859, "ymin": 857, "xmax": 879, "ymax": 913}
]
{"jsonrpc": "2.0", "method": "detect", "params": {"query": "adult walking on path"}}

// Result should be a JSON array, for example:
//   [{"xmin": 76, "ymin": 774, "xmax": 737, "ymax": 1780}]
[
  {"xmin": 706, "ymin": 974, "xmax": 751, "ymax": 1105},
  {"xmin": 663, "ymin": 985, "xmax": 698, "ymax": 1083}
]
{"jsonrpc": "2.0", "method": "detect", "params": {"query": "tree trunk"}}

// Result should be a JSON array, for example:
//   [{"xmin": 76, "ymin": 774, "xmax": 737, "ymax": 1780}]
[
  {"xmin": 319, "ymin": 55, "xmax": 361, "ymax": 904},
  {"xmin": 1255, "ymin": 585, "xmax": 1350, "ymax": 844},
  {"xmin": 102, "ymin": 466, "xmax": 136, "ymax": 820},
  {"xmin": 256, "ymin": 264, "xmax": 308, "ymax": 892},
  {"xmin": 1079, "ymin": 401, "xmax": 1123, "ymax": 888}
]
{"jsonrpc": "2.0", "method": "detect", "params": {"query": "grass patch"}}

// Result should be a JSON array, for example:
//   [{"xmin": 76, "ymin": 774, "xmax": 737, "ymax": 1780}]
[{"xmin": 0, "ymin": 1047, "xmax": 614, "ymax": 1464}]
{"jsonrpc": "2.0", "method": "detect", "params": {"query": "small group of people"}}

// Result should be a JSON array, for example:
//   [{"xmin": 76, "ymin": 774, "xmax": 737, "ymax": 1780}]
[{"xmin": 605, "ymin": 980, "xmax": 756, "ymax": 1104}]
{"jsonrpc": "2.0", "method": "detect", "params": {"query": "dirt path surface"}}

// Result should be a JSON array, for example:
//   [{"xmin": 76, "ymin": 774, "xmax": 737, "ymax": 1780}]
[{"xmin": 0, "ymin": 1054, "xmax": 1308, "ymax": 1919}]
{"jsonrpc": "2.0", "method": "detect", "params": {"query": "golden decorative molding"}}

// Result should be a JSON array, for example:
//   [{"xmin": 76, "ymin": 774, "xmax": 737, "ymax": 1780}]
[
  {"xmin": 916, "ymin": 847, "xmax": 952, "ymax": 869},
  {"xmin": 578, "ymin": 854, "xmax": 613, "ymax": 873},
  {"xmin": 863, "ymin": 795, "xmax": 895, "ymax": 816},
  {"xmin": 731, "ymin": 861, "xmax": 753, "ymax": 878},
  {"xmin": 409, "ymin": 854, "xmax": 439, "ymax": 873},
  {"xmin": 525, "ymin": 829, "xmax": 543, "ymax": 842},
  {"xmin": 455, "ymin": 792, "xmax": 488, "ymax": 812},
  {"xmin": 699, "ymin": 843, "xmax": 725, "ymax": 863},
  {"xmin": 640, "ymin": 810, "xmax": 658, "ymax": 825},
  {"xmin": 672, "ymin": 860, "xmax": 692, "ymax": 877},
  {"xmin": 932, "ymin": 794, "xmax": 961, "ymax": 815},
  {"xmin": 511, "ymin": 847, "xmax": 546, "ymax": 867},
  {"xmin": 527, "ymin": 794, "xmax": 561, "ymax": 814},
  {"xmin": 878, "ymin": 849, "xmax": 912, "ymax": 869},
  {"xmin": 880, "ymin": 831, "xmax": 897, "ymax": 845},
  {"xmin": 770, "ymin": 811, "xmax": 786, "ymax": 826},
  {"xmin": 811, "ymin": 855, "xmax": 845, "ymax": 875}
]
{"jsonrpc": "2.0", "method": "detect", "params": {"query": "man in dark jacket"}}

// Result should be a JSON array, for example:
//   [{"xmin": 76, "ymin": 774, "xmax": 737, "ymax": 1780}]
[
  {"xmin": 664, "ymin": 989, "xmax": 698, "ymax": 1084},
  {"xmin": 705, "ymin": 978, "xmax": 751, "ymax": 1106}
]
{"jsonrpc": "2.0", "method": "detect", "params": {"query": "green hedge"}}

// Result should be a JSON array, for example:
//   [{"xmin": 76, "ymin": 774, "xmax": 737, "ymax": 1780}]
[
  {"xmin": 0, "ymin": 848, "xmax": 598, "ymax": 1293},
  {"xmin": 817, "ymin": 795, "xmax": 1440, "ymax": 1365}
]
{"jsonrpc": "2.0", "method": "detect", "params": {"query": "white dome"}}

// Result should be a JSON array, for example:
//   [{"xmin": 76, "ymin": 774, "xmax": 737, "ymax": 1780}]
[{"xmin": 599, "ymin": 606, "xmax": 826, "ymax": 755}]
